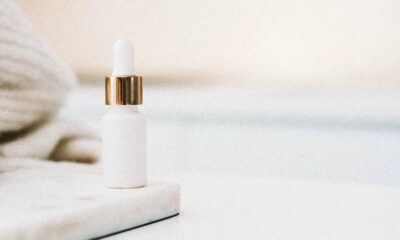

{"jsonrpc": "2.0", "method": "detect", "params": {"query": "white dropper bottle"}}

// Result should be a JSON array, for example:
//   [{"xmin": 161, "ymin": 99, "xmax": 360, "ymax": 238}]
[{"xmin": 102, "ymin": 39, "xmax": 146, "ymax": 188}]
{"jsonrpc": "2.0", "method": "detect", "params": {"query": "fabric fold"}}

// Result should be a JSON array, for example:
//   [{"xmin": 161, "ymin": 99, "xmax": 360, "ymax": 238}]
[{"xmin": 0, "ymin": 0, "xmax": 99, "ymax": 163}]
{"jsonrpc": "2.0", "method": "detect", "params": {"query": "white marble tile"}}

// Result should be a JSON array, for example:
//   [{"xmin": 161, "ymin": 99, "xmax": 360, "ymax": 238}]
[{"xmin": 0, "ymin": 159, "xmax": 180, "ymax": 240}]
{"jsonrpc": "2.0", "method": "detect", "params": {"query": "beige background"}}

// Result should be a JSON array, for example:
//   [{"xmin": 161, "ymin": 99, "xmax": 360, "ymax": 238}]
[{"xmin": 16, "ymin": 0, "xmax": 400, "ymax": 87}]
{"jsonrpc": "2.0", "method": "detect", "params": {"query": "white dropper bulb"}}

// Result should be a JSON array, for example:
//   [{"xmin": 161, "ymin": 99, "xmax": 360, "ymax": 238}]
[{"xmin": 112, "ymin": 39, "xmax": 134, "ymax": 76}]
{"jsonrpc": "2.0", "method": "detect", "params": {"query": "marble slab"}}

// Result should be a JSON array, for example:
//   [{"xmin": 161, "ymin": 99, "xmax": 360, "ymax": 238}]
[{"xmin": 0, "ymin": 159, "xmax": 180, "ymax": 240}]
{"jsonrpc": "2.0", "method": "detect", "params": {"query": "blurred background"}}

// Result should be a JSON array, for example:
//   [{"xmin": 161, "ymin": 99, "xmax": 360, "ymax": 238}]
[{"xmin": 16, "ymin": 0, "xmax": 400, "ymax": 185}]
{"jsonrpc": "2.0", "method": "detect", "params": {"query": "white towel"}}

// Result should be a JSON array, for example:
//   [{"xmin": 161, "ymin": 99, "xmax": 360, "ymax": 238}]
[{"xmin": 0, "ymin": 0, "xmax": 99, "ymax": 163}]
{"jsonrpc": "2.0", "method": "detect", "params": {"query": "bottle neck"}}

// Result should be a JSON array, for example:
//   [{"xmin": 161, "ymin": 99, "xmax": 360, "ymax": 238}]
[{"xmin": 108, "ymin": 105, "xmax": 139, "ymax": 112}]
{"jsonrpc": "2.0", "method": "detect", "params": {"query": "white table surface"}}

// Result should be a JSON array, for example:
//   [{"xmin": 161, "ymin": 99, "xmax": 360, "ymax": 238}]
[
  {"xmin": 62, "ymin": 85, "xmax": 400, "ymax": 186},
  {"xmin": 61, "ymin": 85, "xmax": 400, "ymax": 239},
  {"xmin": 106, "ymin": 173, "xmax": 400, "ymax": 240}
]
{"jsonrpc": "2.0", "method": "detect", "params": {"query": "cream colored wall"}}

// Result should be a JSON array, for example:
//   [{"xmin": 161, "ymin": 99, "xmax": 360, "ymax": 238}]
[{"xmin": 16, "ymin": 0, "xmax": 400, "ymax": 86}]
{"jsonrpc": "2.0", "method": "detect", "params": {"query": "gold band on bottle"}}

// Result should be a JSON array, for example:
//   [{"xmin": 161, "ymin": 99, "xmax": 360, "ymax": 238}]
[{"xmin": 105, "ymin": 76, "xmax": 143, "ymax": 105}]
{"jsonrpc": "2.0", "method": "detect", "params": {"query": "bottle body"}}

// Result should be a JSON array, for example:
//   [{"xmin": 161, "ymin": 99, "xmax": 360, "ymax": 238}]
[{"xmin": 102, "ymin": 106, "xmax": 146, "ymax": 188}]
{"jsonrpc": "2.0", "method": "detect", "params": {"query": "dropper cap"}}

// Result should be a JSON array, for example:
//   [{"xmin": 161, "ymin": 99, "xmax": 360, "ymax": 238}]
[
  {"xmin": 112, "ymin": 39, "xmax": 135, "ymax": 76},
  {"xmin": 105, "ymin": 39, "xmax": 143, "ymax": 105}
]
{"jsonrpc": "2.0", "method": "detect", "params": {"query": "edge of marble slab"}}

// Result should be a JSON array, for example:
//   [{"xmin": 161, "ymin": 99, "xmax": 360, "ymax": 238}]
[{"xmin": 0, "ymin": 159, "xmax": 181, "ymax": 240}]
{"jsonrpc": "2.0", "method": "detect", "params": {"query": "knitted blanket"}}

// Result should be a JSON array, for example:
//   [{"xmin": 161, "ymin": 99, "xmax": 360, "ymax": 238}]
[{"xmin": 0, "ymin": 0, "xmax": 99, "ymax": 163}]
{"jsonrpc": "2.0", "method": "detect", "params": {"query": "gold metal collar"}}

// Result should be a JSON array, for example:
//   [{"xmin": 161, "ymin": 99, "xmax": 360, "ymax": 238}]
[{"xmin": 105, "ymin": 76, "xmax": 143, "ymax": 105}]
